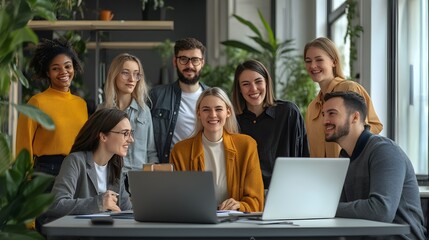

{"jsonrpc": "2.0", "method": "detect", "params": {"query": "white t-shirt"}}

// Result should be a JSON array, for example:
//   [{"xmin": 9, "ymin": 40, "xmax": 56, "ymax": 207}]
[
  {"xmin": 202, "ymin": 134, "xmax": 228, "ymax": 205},
  {"xmin": 95, "ymin": 162, "xmax": 108, "ymax": 194},
  {"xmin": 171, "ymin": 87, "xmax": 203, "ymax": 148}
]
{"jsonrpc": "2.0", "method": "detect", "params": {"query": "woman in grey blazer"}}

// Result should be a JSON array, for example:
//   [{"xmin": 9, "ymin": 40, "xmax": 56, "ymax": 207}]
[{"xmin": 39, "ymin": 108, "xmax": 133, "ymax": 225}]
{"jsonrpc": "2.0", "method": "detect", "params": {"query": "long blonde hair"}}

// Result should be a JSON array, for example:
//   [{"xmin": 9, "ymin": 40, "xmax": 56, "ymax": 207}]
[
  {"xmin": 191, "ymin": 87, "xmax": 239, "ymax": 137},
  {"xmin": 103, "ymin": 53, "xmax": 149, "ymax": 109}
]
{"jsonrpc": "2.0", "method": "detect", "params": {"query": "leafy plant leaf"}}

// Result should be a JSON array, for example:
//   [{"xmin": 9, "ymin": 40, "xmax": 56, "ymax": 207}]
[
  {"xmin": 8, "ymin": 28, "xmax": 38, "ymax": 54},
  {"xmin": 16, "ymin": 193, "xmax": 54, "ymax": 223},
  {"xmin": 0, "ymin": 133, "xmax": 11, "ymax": 179},
  {"xmin": 257, "ymin": 10, "xmax": 275, "ymax": 46},
  {"xmin": 232, "ymin": 14, "xmax": 262, "ymax": 39},
  {"xmin": 0, "ymin": 70, "xmax": 11, "ymax": 97},
  {"xmin": 221, "ymin": 9, "xmax": 296, "ymax": 96},
  {"xmin": 220, "ymin": 40, "xmax": 261, "ymax": 54},
  {"xmin": 0, "ymin": 226, "xmax": 46, "ymax": 240},
  {"xmin": 22, "ymin": 172, "xmax": 54, "ymax": 197},
  {"xmin": 12, "ymin": 103, "xmax": 55, "ymax": 130}
]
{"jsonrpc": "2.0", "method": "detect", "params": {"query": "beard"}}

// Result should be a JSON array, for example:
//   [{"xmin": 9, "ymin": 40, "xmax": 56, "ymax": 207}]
[
  {"xmin": 177, "ymin": 67, "xmax": 201, "ymax": 85},
  {"xmin": 325, "ymin": 120, "xmax": 350, "ymax": 142}
]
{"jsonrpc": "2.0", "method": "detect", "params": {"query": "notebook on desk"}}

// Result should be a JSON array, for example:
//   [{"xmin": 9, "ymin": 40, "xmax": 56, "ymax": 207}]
[
  {"xmin": 257, "ymin": 157, "xmax": 350, "ymax": 221},
  {"xmin": 128, "ymin": 171, "xmax": 221, "ymax": 224}
]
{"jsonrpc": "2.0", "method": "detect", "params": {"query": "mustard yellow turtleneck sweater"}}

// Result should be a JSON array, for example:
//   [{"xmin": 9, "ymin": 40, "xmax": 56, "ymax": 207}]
[{"xmin": 16, "ymin": 87, "xmax": 88, "ymax": 163}]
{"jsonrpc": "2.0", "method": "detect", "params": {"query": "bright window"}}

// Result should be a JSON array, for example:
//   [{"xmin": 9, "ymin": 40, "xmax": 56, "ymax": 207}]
[{"xmin": 396, "ymin": 0, "xmax": 428, "ymax": 175}]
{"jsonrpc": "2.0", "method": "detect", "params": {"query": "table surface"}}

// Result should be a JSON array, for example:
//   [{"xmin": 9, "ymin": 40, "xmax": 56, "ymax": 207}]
[
  {"xmin": 420, "ymin": 186, "xmax": 429, "ymax": 198},
  {"xmin": 43, "ymin": 215, "xmax": 409, "ymax": 239}
]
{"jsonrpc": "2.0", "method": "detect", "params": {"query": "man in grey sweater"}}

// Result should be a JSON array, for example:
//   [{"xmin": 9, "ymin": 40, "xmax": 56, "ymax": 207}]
[{"xmin": 322, "ymin": 91, "xmax": 427, "ymax": 240}]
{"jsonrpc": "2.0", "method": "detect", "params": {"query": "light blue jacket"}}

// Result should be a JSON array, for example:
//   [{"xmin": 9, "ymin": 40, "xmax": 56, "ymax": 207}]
[{"xmin": 123, "ymin": 99, "xmax": 159, "ymax": 173}]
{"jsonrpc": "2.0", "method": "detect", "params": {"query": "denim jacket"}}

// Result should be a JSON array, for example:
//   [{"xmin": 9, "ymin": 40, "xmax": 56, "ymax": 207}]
[
  {"xmin": 123, "ymin": 99, "xmax": 159, "ymax": 171},
  {"xmin": 149, "ymin": 80, "xmax": 208, "ymax": 163}
]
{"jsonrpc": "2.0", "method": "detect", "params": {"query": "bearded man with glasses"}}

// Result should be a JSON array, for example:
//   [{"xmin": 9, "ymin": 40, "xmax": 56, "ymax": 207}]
[{"xmin": 149, "ymin": 38, "xmax": 209, "ymax": 163}]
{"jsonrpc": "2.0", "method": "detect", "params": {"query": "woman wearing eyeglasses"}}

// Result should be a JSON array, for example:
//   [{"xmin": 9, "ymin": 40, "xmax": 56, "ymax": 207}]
[
  {"xmin": 38, "ymin": 108, "xmax": 133, "ymax": 226},
  {"xmin": 100, "ymin": 53, "xmax": 158, "ymax": 186}
]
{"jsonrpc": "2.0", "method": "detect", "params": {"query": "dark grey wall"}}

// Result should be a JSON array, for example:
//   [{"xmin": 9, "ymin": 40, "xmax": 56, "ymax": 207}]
[{"xmin": 79, "ymin": 0, "xmax": 206, "ymax": 110}]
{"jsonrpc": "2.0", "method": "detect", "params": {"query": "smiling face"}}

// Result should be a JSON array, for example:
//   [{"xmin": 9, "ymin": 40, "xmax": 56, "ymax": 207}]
[
  {"xmin": 47, "ymin": 54, "xmax": 74, "ymax": 92},
  {"xmin": 304, "ymin": 46, "xmax": 336, "ymax": 85},
  {"xmin": 115, "ymin": 60, "xmax": 140, "ymax": 95},
  {"xmin": 238, "ymin": 69, "xmax": 266, "ymax": 112},
  {"xmin": 174, "ymin": 49, "xmax": 204, "ymax": 85},
  {"xmin": 322, "ymin": 97, "xmax": 352, "ymax": 143},
  {"xmin": 104, "ymin": 118, "xmax": 134, "ymax": 157},
  {"xmin": 197, "ymin": 95, "xmax": 231, "ymax": 141}
]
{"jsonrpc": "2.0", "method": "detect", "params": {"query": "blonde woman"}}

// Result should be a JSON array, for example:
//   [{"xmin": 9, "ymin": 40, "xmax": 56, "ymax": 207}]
[
  {"xmin": 304, "ymin": 37, "xmax": 383, "ymax": 157},
  {"xmin": 100, "ymin": 53, "xmax": 158, "ymax": 183},
  {"xmin": 170, "ymin": 87, "xmax": 264, "ymax": 212}
]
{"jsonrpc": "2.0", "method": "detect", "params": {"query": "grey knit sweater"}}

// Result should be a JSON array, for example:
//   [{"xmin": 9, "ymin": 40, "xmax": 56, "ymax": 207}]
[{"xmin": 337, "ymin": 130, "xmax": 427, "ymax": 240}]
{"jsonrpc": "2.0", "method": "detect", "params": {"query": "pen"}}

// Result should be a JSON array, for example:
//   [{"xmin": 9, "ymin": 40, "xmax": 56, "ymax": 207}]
[{"xmin": 110, "ymin": 191, "xmax": 119, "ymax": 197}]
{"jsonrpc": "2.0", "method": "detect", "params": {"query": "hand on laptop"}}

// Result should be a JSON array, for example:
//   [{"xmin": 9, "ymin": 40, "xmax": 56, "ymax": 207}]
[
  {"xmin": 219, "ymin": 198, "xmax": 240, "ymax": 211},
  {"xmin": 103, "ymin": 190, "xmax": 121, "ymax": 212}
]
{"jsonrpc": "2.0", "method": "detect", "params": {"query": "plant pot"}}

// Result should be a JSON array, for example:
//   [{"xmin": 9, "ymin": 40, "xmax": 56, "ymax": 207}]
[
  {"xmin": 159, "ymin": 66, "xmax": 170, "ymax": 85},
  {"xmin": 142, "ymin": 7, "xmax": 167, "ymax": 20}
]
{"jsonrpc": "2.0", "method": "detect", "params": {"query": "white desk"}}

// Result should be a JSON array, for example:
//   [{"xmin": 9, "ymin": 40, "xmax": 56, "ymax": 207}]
[{"xmin": 43, "ymin": 215, "xmax": 409, "ymax": 239}]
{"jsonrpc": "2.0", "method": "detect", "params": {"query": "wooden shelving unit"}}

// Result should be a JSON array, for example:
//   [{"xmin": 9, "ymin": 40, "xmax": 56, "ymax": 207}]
[
  {"xmin": 86, "ymin": 41, "xmax": 162, "ymax": 49},
  {"xmin": 27, "ymin": 20, "xmax": 174, "ymax": 31}
]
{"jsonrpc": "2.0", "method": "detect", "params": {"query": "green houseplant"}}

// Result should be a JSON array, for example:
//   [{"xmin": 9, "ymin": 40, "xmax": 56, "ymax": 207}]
[
  {"xmin": 221, "ymin": 9, "xmax": 295, "ymax": 96},
  {"xmin": 0, "ymin": 0, "xmax": 56, "ymax": 239},
  {"xmin": 280, "ymin": 56, "xmax": 317, "ymax": 118},
  {"xmin": 344, "ymin": 0, "xmax": 363, "ymax": 78},
  {"xmin": 140, "ymin": 0, "xmax": 173, "ymax": 20},
  {"xmin": 201, "ymin": 47, "xmax": 249, "ymax": 94},
  {"xmin": 154, "ymin": 39, "xmax": 173, "ymax": 84}
]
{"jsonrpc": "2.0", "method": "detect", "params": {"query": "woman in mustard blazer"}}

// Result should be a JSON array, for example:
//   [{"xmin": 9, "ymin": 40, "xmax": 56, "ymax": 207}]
[{"xmin": 170, "ymin": 87, "xmax": 264, "ymax": 212}]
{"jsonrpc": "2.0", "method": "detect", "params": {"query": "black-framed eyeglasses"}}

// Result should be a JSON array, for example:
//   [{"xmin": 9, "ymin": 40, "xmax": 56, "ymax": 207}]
[
  {"xmin": 110, "ymin": 130, "xmax": 134, "ymax": 139},
  {"xmin": 176, "ymin": 56, "xmax": 203, "ymax": 66},
  {"xmin": 120, "ymin": 71, "xmax": 143, "ymax": 81}
]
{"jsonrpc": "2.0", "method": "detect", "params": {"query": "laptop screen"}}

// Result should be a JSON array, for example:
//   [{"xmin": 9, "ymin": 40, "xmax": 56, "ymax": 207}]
[
  {"xmin": 262, "ymin": 157, "xmax": 349, "ymax": 220},
  {"xmin": 128, "ymin": 171, "xmax": 219, "ymax": 224}
]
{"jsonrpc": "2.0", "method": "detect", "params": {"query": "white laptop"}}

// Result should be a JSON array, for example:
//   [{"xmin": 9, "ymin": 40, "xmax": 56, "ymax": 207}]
[{"xmin": 259, "ymin": 157, "xmax": 350, "ymax": 220}]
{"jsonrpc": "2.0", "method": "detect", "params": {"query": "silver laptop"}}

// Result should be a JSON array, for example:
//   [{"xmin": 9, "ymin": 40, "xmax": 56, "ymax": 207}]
[
  {"xmin": 128, "ymin": 171, "xmax": 219, "ymax": 224},
  {"xmin": 260, "ymin": 157, "xmax": 349, "ymax": 220}
]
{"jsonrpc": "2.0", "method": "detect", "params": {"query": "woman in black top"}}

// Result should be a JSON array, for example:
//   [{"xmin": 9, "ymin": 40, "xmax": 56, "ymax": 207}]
[{"xmin": 232, "ymin": 59, "xmax": 309, "ymax": 189}]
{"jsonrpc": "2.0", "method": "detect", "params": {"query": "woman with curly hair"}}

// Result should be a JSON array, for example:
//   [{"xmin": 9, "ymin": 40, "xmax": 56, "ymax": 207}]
[{"xmin": 16, "ymin": 38, "xmax": 88, "ymax": 177}]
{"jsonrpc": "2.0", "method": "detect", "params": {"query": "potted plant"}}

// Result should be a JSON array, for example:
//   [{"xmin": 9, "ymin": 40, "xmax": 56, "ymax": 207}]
[
  {"xmin": 0, "ymin": 0, "xmax": 56, "ymax": 239},
  {"xmin": 54, "ymin": 0, "xmax": 84, "ymax": 20},
  {"xmin": 221, "ymin": 9, "xmax": 295, "ymax": 96},
  {"xmin": 154, "ymin": 39, "xmax": 174, "ymax": 85},
  {"xmin": 140, "ymin": 0, "xmax": 173, "ymax": 20}
]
